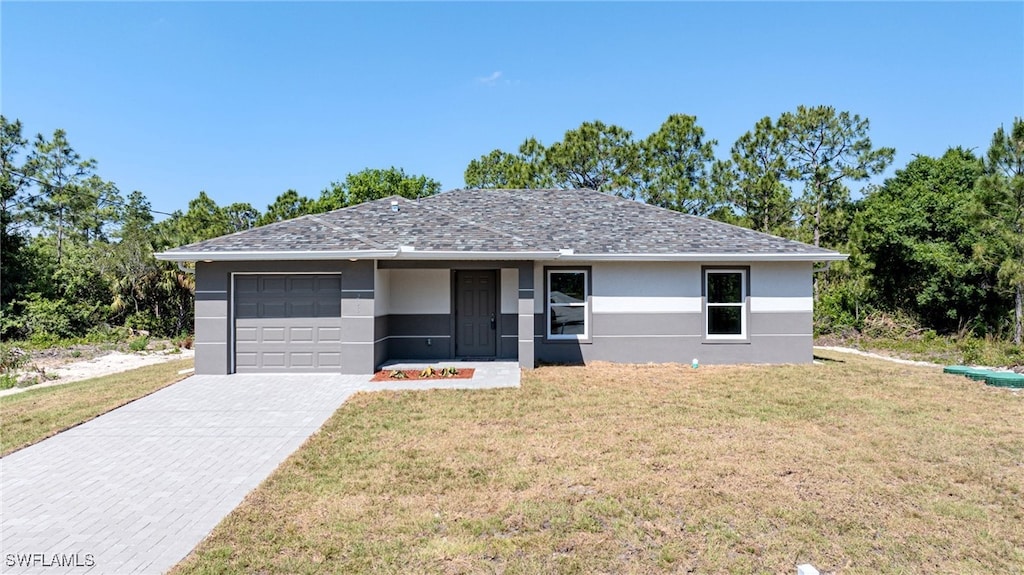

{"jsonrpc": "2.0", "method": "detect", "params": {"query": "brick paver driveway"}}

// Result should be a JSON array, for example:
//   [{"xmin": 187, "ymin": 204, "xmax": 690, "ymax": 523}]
[{"xmin": 0, "ymin": 374, "xmax": 368, "ymax": 574}]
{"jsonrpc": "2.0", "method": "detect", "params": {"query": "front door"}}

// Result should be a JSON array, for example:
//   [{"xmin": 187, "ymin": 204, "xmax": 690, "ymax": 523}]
[{"xmin": 455, "ymin": 270, "xmax": 497, "ymax": 358}]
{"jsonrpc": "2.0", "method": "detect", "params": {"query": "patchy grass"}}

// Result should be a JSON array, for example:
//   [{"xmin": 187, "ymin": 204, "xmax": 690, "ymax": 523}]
[
  {"xmin": 818, "ymin": 333, "xmax": 1024, "ymax": 368},
  {"xmin": 172, "ymin": 352, "xmax": 1023, "ymax": 574},
  {"xmin": 0, "ymin": 358, "xmax": 193, "ymax": 456}
]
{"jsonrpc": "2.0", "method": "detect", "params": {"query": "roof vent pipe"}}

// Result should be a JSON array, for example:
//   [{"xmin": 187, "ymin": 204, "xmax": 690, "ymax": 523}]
[{"xmin": 390, "ymin": 200, "xmax": 399, "ymax": 213}]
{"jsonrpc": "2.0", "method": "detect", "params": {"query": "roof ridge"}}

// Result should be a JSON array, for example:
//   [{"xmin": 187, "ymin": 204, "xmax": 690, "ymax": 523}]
[
  {"xmin": 417, "ymin": 190, "xmax": 543, "ymax": 248},
  {"xmin": 307, "ymin": 214, "xmax": 390, "ymax": 250}
]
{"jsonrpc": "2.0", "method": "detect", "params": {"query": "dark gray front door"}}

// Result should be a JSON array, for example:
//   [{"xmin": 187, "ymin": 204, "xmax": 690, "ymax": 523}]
[{"xmin": 455, "ymin": 270, "xmax": 497, "ymax": 358}]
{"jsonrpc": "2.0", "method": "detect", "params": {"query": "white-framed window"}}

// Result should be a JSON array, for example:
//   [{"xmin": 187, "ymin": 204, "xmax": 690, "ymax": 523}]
[
  {"xmin": 547, "ymin": 269, "xmax": 589, "ymax": 340},
  {"xmin": 705, "ymin": 269, "xmax": 746, "ymax": 339}
]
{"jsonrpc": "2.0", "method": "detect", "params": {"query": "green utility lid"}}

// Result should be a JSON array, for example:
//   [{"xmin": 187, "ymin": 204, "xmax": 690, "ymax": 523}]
[
  {"xmin": 943, "ymin": 365, "xmax": 973, "ymax": 375},
  {"xmin": 984, "ymin": 372, "xmax": 1024, "ymax": 388}
]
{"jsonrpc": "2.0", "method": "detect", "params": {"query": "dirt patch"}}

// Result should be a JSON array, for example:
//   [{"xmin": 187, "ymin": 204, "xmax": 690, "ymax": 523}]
[
  {"xmin": 371, "ymin": 367, "xmax": 474, "ymax": 382},
  {"xmin": 3, "ymin": 348, "xmax": 195, "ymax": 397}
]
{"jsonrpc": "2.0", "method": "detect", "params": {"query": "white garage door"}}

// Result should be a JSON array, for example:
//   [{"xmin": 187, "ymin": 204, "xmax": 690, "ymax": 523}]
[{"xmin": 234, "ymin": 274, "xmax": 343, "ymax": 373}]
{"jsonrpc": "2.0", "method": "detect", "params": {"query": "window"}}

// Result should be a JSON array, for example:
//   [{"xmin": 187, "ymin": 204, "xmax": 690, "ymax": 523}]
[
  {"xmin": 547, "ymin": 269, "xmax": 589, "ymax": 339},
  {"xmin": 705, "ymin": 269, "xmax": 746, "ymax": 339}
]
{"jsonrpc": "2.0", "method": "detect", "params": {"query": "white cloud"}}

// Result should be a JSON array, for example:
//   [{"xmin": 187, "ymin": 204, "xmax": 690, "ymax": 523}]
[{"xmin": 477, "ymin": 71, "xmax": 503, "ymax": 86}]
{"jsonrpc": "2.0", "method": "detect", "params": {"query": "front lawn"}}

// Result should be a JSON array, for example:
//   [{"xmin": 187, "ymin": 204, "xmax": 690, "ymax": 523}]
[
  {"xmin": 172, "ymin": 352, "xmax": 1023, "ymax": 574},
  {"xmin": 0, "ymin": 358, "xmax": 194, "ymax": 456}
]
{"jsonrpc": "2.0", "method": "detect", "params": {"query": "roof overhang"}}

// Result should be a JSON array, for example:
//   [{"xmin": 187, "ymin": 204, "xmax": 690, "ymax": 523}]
[
  {"xmin": 558, "ymin": 252, "xmax": 849, "ymax": 262},
  {"xmin": 155, "ymin": 249, "xmax": 847, "ymax": 263},
  {"xmin": 154, "ymin": 250, "xmax": 400, "ymax": 262}
]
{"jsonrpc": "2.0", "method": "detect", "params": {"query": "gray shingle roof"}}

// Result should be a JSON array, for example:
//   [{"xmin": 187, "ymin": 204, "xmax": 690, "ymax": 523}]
[{"xmin": 157, "ymin": 189, "xmax": 845, "ymax": 261}]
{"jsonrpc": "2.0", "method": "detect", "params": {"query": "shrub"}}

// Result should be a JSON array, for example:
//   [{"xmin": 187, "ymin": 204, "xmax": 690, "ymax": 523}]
[{"xmin": 128, "ymin": 336, "xmax": 150, "ymax": 352}]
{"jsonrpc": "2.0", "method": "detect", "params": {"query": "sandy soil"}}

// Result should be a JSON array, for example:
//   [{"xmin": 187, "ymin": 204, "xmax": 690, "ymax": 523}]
[{"xmin": 2, "ymin": 349, "xmax": 195, "ymax": 397}]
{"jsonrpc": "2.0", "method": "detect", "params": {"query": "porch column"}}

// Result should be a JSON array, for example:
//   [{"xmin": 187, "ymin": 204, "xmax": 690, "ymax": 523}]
[
  {"xmin": 340, "ymin": 260, "xmax": 376, "ymax": 374},
  {"xmin": 517, "ymin": 262, "xmax": 535, "ymax": 369}
]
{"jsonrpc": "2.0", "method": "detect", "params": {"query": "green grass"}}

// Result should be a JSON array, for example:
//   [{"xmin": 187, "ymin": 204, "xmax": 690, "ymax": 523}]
[
  {"xmin": 0, "ymin": 358, "xmax": 194, "ymax": 456},
  {"xmin": 170, "ymin": 353, "xmax": 1024, "ymax": 575}
]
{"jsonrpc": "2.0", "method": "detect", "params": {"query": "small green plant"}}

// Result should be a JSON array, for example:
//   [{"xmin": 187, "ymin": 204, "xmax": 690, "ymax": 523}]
[
  {"xmin": 173, "ymin": 334, "xmax": 195, "ymax": 350},
  {"xmin": 0, "ymin": 373, "xmax": 19, "ymax": 390},
  {"xmin": 419, "ymin": 366, "xmax": 438, "ymax": 378},
  {"xmin": 0, "ymin": 344, "xmax": 29, "ymax": 372},
  {"xmin": 388, "ymin": 369, "xmax": 408, "ymax": 379},
  {"xmin": 128, "ymin": 336, "xmax": 150, "ymax": 352},
  {"xmin": 439, "ymin": 366, "xmax": 459, "ymax": 378}
]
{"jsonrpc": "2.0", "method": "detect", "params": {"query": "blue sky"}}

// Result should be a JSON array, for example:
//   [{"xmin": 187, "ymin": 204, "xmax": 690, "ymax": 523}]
[{"xmin": 3, "ymin": 2, "xmax": 1022, "ymax": 217}]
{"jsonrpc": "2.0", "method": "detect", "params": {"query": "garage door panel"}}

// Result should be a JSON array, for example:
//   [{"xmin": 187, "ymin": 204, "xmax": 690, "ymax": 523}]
[
  {"xmin": 263, "ymin": 277, "xmax": 288, "ymax": 293},
  {"xmin": 318, "ymin": 327, "xmax": 342, "ymax": 342},
  {"xmin": 318, "ymin": 352, "xmax": 342, "ymax": 367},
  {"xmin": 289, "ymin": 277, "xmax": 316, "ymax": 293},
  {"xmin": 234, "ymin": 274, "xmax": 343, "ymax": 373},
  {"xmin": 289, "ymin": 353, "xmax": 314, "ymax": 367},
  {"xmin": 260, "ymin": 302, "xmax": 288, "ymax": 318},
  {"xmin": 235, "ymin": 352, "xmax": 258, "ymax": 368},
  {"xmin": 290, "ymin": 301, "xmax": 315, "ymax": 316}
]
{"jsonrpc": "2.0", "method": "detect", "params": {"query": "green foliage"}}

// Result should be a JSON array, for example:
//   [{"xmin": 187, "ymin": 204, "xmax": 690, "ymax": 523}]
[
  {"xmin": 778, "ymin": 105, "xmax": 895, "ymax": 248},
  {"xmin": 972, "ymin": 117, "xmax": 1024, "ymax": 344},
  {"xmin": 317, "ymin": 167, "xmax": 441, "ymax": 211},
  {"xmin": 637, "ymin": 114, "xmax": 722, "ymax": 216},
  {"xmin": 546, "ymin": 121, "xmax": 639, "ymax": 197},
  {"xmin": 128, "ymin": 335, "xmax": 150, "ymax": 352},
  {"xmin": 0, "ymin": 343, "xmax": 29, "ymax": 372},
  {"xmin": 855, "ymin": 148, "xmax": 997, "ymax": 333},
  {"xmin": 1, "ymin": 116, "xmax": 36, "ymax": 306},
  {"xmin": 718, "ymin": 116, "xmax": 795, "ymax": 235},
  {"xmin": 257, "ymin": 189, "xmax": 314, "ymax": 226}
]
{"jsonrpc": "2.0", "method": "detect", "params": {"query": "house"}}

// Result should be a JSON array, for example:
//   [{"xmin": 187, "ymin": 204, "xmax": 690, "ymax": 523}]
[{"xmin": 155, "ymin": 188, "xmax": 846, "ymax": 374}]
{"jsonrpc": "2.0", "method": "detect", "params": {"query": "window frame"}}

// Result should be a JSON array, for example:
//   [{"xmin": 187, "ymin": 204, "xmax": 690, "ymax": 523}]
[
  {"xmin": 703, "ymin": 267, "xmax": 749, "ymax": 341},
  {"xmin": 544, "ymin": 267, "xmax": 591, "ymax": 342}
]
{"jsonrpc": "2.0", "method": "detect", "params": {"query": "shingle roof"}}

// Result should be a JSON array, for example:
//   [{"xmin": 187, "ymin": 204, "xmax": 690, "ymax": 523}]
[{"xmin": 157, "ymin": 189, "xmax": 845, "ymax": 261}]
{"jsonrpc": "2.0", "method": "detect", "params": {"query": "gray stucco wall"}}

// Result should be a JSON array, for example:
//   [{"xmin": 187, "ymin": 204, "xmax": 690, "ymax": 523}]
[
  {"xmin": 191, "ymin": 258, "xmax": 814, "ymax": 375},
  {"xmin": 533, "ymin": 261, "xmax": 814, "ymax": 365},
  {"xmin": 193, "ymin": 260, "xmax": 375, "ymax": 375}
]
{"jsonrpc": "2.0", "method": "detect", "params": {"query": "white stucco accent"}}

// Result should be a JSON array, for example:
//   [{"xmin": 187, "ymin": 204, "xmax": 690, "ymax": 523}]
[
  {"xmin": 749, "ymin": 296, "xmax": 813, "ymax": 313},
  {"xmin": 388, "ymin": 269, "xmax": 450, "ymax": 314},
  {"xmin": 374, "ymin": 267, "xmax": 390, "ymax": 316},
  {"xmin": 592, "ymin": 296, "xmax": 702, "ymax": 314},
  {"xmin": 501, "ymin": 268, "xmax": 519, "ymax": 314}
]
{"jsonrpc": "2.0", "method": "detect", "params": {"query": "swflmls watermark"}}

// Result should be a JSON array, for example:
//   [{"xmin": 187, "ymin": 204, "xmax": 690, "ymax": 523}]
[{"xmin": 4, "ymin": 553, "xmax": 95, "ymax": 568}]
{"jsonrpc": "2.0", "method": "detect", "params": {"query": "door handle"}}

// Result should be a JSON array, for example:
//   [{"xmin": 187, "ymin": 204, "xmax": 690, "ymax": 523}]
[{"xmin": 490, "ymin": 314, "xmax": 496, "ymax": 329}]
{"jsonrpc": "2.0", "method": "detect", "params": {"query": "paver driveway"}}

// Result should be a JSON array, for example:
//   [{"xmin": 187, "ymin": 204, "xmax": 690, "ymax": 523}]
[
  {"xmin": 1, "ymin": 374, "xmax": 366, "ymax": 574},
  {"xmin": 1, "ymin": 364, "xmax": 519, "ymax": 575}
]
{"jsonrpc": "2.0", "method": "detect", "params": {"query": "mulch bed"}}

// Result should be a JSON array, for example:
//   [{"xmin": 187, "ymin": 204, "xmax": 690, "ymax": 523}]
[{"xmin": 370, "ymin": 368, "xmax": 475, "ymax": 382}]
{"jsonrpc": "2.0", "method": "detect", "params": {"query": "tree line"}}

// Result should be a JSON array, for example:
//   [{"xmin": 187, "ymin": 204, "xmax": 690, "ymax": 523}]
[{"xmin": 1, "ymin": 110, "xmax": 1021, "ymax": 345}]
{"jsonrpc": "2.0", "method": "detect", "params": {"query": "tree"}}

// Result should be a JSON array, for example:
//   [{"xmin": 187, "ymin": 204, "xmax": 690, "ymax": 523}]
[
  {"xmin": 223, "ymin": 202, "xmax": 259, "ymax": 233},
  {"xmin": 257, "ymin": 189, "xmax": 314, "ymax": 226},
  {"xmin": 973, "ymin": 118, "xmax": 1024, "ymax": 344},
  {"xmin": 316, "ymin": 167, "xmax": 441, "ymax": 211},
  {"xmin": 856, "ymin": 148, "xmax": 995, "ymax": 332},
  {"xmin": 464, "ymin": 138, "xmax": 555, "ymax": 190},
  {"xmin": 721, "ymin": 116, "xmax": 796, "ymax": 235},
  {"xmin": 546, "ymin": 121, "xmax": 639, "ymax": 197},
  {"xmin": 777, "ymin": 105, "xmax": 894, "ymax": 248},
  {"xmin": 637, "ymin": 114, "xmax": 721, "ymax": 215},
  {"xmin": 1, "ymin": 116, "xmax": 35, "ymax": 305},
  {"xmin": 25, "ymin": 129, "xmax": 100, "ymax": 265},
  {"xmin": 465, "ymin": 149, "xmax": 527, "ymax": 189}
]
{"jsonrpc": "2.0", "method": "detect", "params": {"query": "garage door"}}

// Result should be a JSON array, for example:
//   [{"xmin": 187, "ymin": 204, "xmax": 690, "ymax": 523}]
[{"xmin": 234, "ymin": 274, "xmax": 343, "ymax": 372}]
